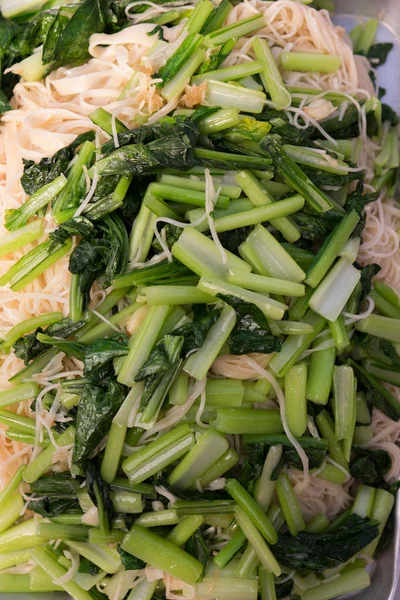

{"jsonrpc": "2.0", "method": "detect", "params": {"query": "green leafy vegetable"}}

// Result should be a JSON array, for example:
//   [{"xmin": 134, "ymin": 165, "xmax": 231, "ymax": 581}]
[
  {"xmin": 185, "ymin": 531, "xmax": 208, "ymax": 581},
  {"xmin": 348, "ymin": 358, "xmax": 400, "ymax": 421},
  {"xmin": 29, "ymin": 474, "xmax": 82, "ymax": 517},
  {"xmin": 69, "ymin": 213, "xmax": 129, "ymax": 311},
  {"xmin": 366, "ymin": 43, "xmax": 393, "ymax": 67},
  {"xmin": 359, "ymin": 263, "xmax": 381, "ymax": 304},
  {"xmin": 382, "ymin": 103, "xmax": 399, "ymax": 126},
  {"xmin": 21, "ymin": 132, "xmax": 95, "ymax": 196},
  {"xmin": 354, "ymin": 333, "xmax": 400, "ymax": 370},
  {"xmin": 43, "ymin": 0, "xmax": 109, "ymax": 71},
  {"xmin": 240, "ymin": 438, "xmax": 327, "ymax": 492},
  {"xmin": 218, "ymin": 295, "xmax": 281, "ymax": 355},
  {"xmin": 291, "ymin": 210, "xmax": 341, "ymax": 241},
  {"xmin": 118, "ymin": 546, "xmax": 146, "ymax": 570},
  {"xmin": 13, "ymin": 317, "xmax": 86, "ymax": 365},
  {"xmin": 84, "ymin": 334, "xmax": 129, "ymax": 382},
  {"xmin": 73, "ymin": 379, "xmax": 126, "ymax": 466},
  {"xmin": 86, "ymin": 460, "xmax": 114, "ymax": 535},
  {"xmin": 197, "ymin": 38, "xmax": 236, "ymax": 75},
  {"xmin": 135, "ymin": 334, "xmax": 184, "ymax": 413},
  {"xmin": 302, "ymin": 165, "xmax": 363, "ymax": 188},
  {"xmin": 78, "ymin": 558, "xmax": 100, "ymax": 575},
  {"xmin": 273, "ymin": 514, "xmax": 379, "ymax": 572},
  {"xmin": 350, "ymin": 447, "xmax": 395, "ymax": 491},
  {"xmin": 174, "ymin": 305, "xmax": 221, "ymax": 357}
]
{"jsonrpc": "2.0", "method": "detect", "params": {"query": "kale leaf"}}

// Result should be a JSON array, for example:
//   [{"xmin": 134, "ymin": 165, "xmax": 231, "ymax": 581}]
[
  {"xmin": 78, "ymin": 558, "xmax": 100, "ymax": 575},
  {"xmin": 31, "ymin": 497, "xmax": 82, "ymax": 517},
  {"xmin": 185, "ymin": 531, "xmax": 208, "ymax": 582},
  {"xmin": 317, "ymin": 103, "xmax": 380, "ymax": 140},
  {"xmin": 303, "ymin": 165, "xmax": 363, "ymax": 188},
  {"xmin": 118, "ymin": 546, "xmax": 145, "ymax": 570},
  {"xmin": 135, "ymin": 334, "xmax": 184, "ymax": 413},
  {"xmin": 354, "ymin": 332, "xmax": 400, "ymax": 370},
  {"xmin": 13, "ymin": 317, "xmax": 86, "ymax": 365},
  {"xmin": 73, "ymin": 378, "xmax": 126, "ymax": 466},
  {"xmin": 36, "ymin": 332, "xmax": 129, "ymax": 383},
  {"xmin": 84, "ymin": 334, "xmax": 129, "ymax": 382},
  {"xmin": 382, "ymin": 104, "xmax": 399, "ymax": 126},
  {"xmin": 273, "ymin": 514, "xmax": 379, "ymax": 572},
  {"xmin": 86, "ymin": 461, "xmax": 114, "ymax": 535},
  {"xmin": 21, "ymin": 131, "xmax": 96, "ymax": 196},
  {"xmin": 345, "ymin": 188, "xmax": 379, "ymax": 216},
  {"xmin": 0, "ymin": 90, "xmax": 11, "ymax": 114},
  {"xmin": 359, "ymin": 263, "xmax": 381, "ymax": 304},
  {"xmin": 366, "ymin": 43, "xmax": 393, "ymax": 67},
  {"xmin": 348, "ymin": 359, "xmax": 400, "ymax": 421},
  {"xmin": 51, "ymin": 216, "xmax": 97, "ymax": 244},
  {"xmin": 218, "ymin": 227, "xmax": 252, "ymax": 254},
  {"xmin": 350, "ymin": 447, "xmax": 393, "ymax": 490},
  {"xmin": 240, "ymin": 438, "xmax": 327, "ymax": 492},
  {"xmin": 98, "ymin": 117, "xmax": 199, "ymax": 175},
  {"xmin": 218, "ymin": 295, "xmax": 281, "ymax": 355},
  {"xmin": 68, "ymin": 213, "xmax": 128, "ymax": 311},
  {"xmin": 44, "ymin": 0, "xmax": 109, "ymax": 72},
  {"xmin": 276, "ymin": 580, "xmax": 294, "ymax": 599},
  {"xmin": 290, "ymin": 210, "xmax": 342, "ymax": 241},
  {"xmin": 29, "ymin": 474, "xmax": 82, "ymax": 517},
  {"xmin": 30, "ymin": 473, "xmax": 81, "ymax": 496},
  {"xmin": 174, "ymin": 305, "xmax": 221, "ymax": 357}
]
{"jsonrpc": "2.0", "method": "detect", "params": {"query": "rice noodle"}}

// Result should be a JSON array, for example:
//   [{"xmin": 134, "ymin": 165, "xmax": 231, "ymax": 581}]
[{"xmin": 0, "ymin": 0, "xmax": 398, "ymax": 537}]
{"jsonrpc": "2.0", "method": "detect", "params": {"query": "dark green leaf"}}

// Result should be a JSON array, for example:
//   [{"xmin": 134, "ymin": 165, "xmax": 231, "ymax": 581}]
[
  {"xmin": 29, "ymin": 473, "xmax": 82, "ymax": 517},
  {"xmin": 73, "ymin": 379, "xmax": 126, "ymax": 466},
  {"xmin": 21, "ymin": 131, "xmax": 95, "ymax": 195},
  {"xmin": 84, "ymin": 334, "xmax": 129, "ymax": 383},
  {"xmin": 51, "ymin": 216, "xmax": 96, "ymax": 245},
  {"xmin": 78, "ymin": 558, "xmax": 100, "ymax": 575},
  {"xmin": 69, "ymin": 213, "xmax": 128, "ymax": 311},
  {"xmin": 30, "ymin": 473, "xmax": 81, "ymax": 497},
  {"xmin": 303, "ymin": 165, "xmax": 363, "ymax": 188},
  {"xmin": 240, "ymin": 438, "xmax": 327, "ymax": 492},
  {"xmin": 101, "ymin": 117, "xmax": 199, "ymax": 156},
  {"xmin": 197, "ymin": 37, "xmax": 236, "ymax": 75},
  {"xmin": 366, "ymin": 43, "xmax": 393, "ymax": 67},
  {"xmin": 216, "ymin": 228, "xmax": 252, "ymax": 255},
  {"xmin": 276, "ymin": 579, "xmax": 293, "ymax": 599},
  {"xmin": 185, "ymin": 532, "xmax": 208, "ymax": 581},
  {"xmin": 359, "ymin": 263, "xmax": 381, "ymax": 304},
  {"xmin": 0, "ymin": 90, "xmax": 11, "ymax": 114},
  {"xmin": 13, "ymin": 317, "xmax": 86, "ymax": 365},
  {"xmin": 147, "ymin": 25, "xmax": 165, "ymax": 41},
  {"xmin": 218, "ymin": 295, "xmax": 281, "ymax": 355},
  {"xmin": 354, "ymin": 332, "xmax": 400, "ymax": 369},
  {"xmin": 46, "ymin": 0, "xmax": 108, "ymax": 71},
  {"xmin": 350, "ymin": 447, "xmax": 393, "ymax": 490},
  {"xmin": 135, "ymin": 335, "xmax": 183, "ymax": 381},
  {"xmin": 190, "ymin": 106, "xmax": 220, "ymax": 122},
  {"xmin": 135, "ymin": 334, "xmax": 184, "ymax": 413},
  {"xmin": 345, "ymin": 187, "xmax": 379, "ymax": 216},
  {"xmin": 30, "ymin": 497, "xmax": 82, "ymax": 517},
  {"xmin": 382, "ymin": 104, "xmax": 399, "ymax": 126},
  {"xmin": 317, "ymin": 103, "xmax": 380, "ymax": 140},
  {"xmin": 273, "ymin": 514, "xmax": 379, "ymax": 572},
  {"xmin": 173, "ymin": 305, "xmax": 221, "ymax": 357},
  {"xmin": 118, "ymin": 546, "xmax": 146, "ymax": 570},
  {"xmin": 348, "ymin": 359, "xmax": 400, "ymax": 421},
  {"xmin": 86, "ymin": 461, "xmax": 114, "ymax": 536},
  {"xmin": 290, "ymin": 210, "xmax": 342, "ymax": 241}
]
